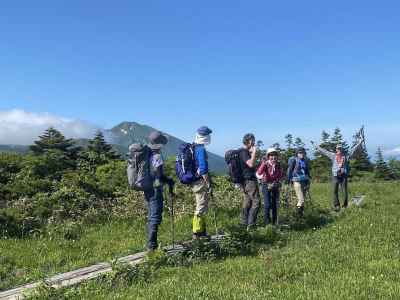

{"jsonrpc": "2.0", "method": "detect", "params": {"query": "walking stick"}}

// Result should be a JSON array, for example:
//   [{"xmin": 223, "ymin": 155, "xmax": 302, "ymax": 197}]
[
  {"xmin": 284, "ymin": 184, "xmax": 291, "ymax": 209},
  {"xmin": 306, "ymin": 182, "xmax": 312, "ymax": 204},
  {"xmin": 168, "ymin": 189, "xmax": 175, "ymax": 249},
  {"xmin": 210, "ymin": 191, "xmax": 218, "ymax": 235}
]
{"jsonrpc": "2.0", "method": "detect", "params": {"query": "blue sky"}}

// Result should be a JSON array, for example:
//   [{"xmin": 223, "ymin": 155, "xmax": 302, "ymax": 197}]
[{"xmin": 0, "ymin": 1, "xmax": 399, "ymax": 156}]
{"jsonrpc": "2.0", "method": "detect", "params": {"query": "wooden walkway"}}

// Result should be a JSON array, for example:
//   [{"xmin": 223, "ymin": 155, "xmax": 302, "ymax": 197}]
[{"xmin": 0, "ymin": 236, "xmax": 224, "ymax": 300}]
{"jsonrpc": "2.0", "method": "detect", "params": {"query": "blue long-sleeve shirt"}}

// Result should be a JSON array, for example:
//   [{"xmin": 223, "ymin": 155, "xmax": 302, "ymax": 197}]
[{"xmin": 194, "ymin": 144, "xmax": 209, "ymax": 176}]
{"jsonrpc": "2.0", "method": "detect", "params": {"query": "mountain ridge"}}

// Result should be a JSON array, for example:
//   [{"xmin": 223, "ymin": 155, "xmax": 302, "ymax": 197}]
[{"xmin": 106, "ymin": 122, "xmax": 227, "ymax": 174}]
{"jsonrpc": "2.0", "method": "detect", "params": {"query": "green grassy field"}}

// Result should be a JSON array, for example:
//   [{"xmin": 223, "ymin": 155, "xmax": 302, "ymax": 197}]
[{"xmin": 2, "ymin": 182, "xmax": 400, "ymax": 299}]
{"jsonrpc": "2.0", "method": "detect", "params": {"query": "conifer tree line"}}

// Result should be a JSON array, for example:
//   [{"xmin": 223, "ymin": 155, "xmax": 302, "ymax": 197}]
[
  {"xmin": 2, "ymin": 126, "xmax": 399, "ymax": 181},
  {"xmin": 258, "ymin": 127, "xmax": 399, "ymax": 181},
  {"xmin": 29, "ymin": 127, "xmax": 121, "ymax": 171}
]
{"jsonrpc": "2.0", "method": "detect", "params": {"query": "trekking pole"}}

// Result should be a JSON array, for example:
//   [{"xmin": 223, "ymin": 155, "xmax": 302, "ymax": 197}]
[
  {"xmin": 288, "ymin": 183, "xmax": 293, "ymax": 208},
  {"xmin": 169, "ymin": 189, "xmax": 175, "ymax": 249},
  {"xmin": 284, "ymin": 184, "xmax": 290, "ymax": 209},
  {"xmin": 276, "ymin": 190, "xmax": 280, "ymax": 226},
  {"xmin": 306, "ymin": 183, "xmax": 312, "ymax": 204},
  {"xmin": 209, "ymin": 190, "xmax": 218, "ymax": 236}
]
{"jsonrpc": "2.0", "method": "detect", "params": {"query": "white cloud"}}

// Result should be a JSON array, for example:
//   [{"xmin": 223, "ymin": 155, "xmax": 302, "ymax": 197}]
[
  {"xmin": 383, "ymin": 147, "xmax": 400, "ymax": 157},
  {"xmin": 0, "ymin": 109, "xmax": 100, "ymax": 145}
]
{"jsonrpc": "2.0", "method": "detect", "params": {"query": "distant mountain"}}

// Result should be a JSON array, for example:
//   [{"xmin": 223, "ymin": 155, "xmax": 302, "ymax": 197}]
[
  {"xmin": 0, "ymin": 145, "xmax": 29, "ymax": 154},
  {"xmin": 0, "ymin": 122, "xmax": 227, "ymax": 174},
  {"xmin": 106, "ymin": 122, "xmax": 227, "ymax": 174}
]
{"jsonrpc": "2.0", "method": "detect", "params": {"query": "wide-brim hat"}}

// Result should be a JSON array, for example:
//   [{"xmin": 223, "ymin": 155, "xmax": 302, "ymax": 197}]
[
  {"xmin": 266, "ymin": 148, "xmax": 278, "ymax": 156},
  {"xmin": 197, "ymin": 126, "xmax": 213, "ymax": 136},
  {"xmin": 148, "ymin": 131, "xmax": 168, "ymax": 150}
]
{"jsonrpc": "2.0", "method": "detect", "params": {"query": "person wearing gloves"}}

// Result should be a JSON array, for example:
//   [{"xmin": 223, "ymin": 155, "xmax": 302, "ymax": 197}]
[
  {"xmin": 257, "ymin": 148, "xmax": 284, "ymax": 225},
  {"xmin": 145, "ymin": 131, "xmax": 175, "ymax": 250},
  {"xmin": 191, "ymin": 126, "xmax": 213, "ymax": 239}
]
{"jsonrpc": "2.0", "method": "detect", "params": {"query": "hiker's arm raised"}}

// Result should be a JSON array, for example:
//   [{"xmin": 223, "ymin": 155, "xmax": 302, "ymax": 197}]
[
  {"xmin": 349, "ymin": 139, "xmax": 363, "ymax": 158},
  {"xmin": 312, "ymin": 142, "xmax": 335, "ymax": 159},
  {"xmin": 246, "ymin": 146, "xmax": 257, "ymax": 168}
]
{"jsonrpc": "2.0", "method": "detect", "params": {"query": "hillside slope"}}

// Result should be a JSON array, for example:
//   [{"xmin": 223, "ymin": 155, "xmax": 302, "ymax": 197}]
[{"xmin": 106, "ymin": 122, "xmax": 226, "ymax": 174}]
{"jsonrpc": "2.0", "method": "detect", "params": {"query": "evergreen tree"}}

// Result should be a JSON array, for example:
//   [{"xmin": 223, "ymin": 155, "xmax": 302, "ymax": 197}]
[
  {"xmin": 30, "ymin": 127, "xmax": 78, "ymax": 156},
  {"xmin": 311, "ymin": 130, "xmax": 333, "ymax": 182},
  {"xmin": 285, "ymin": 134, "xmax": 294, "ymax": 149},
  {"xmin": 271, "ymin": 142, "xmax": 281, "ymax": 150},
  {"xmin": 330, "ymin": 127, "xmax": 349, "ymax": 153},
  {"xmin": 388, "ymin": 158, "xmax": 400, "ymax": 179},
  {"xmin": 28, "ymin": 128, "xmax": 81, "ymax": 175},
  {"xmin": 284, "ymin": 134, "xmax": 295, "ymax": 159},
  {"xmin": 79, "ymin": 131, "xmax": 120, "ymax": 172},
  {"xmin": 350, "ymin": 130, "xmax": 372, "ymax": 172},
  {"xmin": 374, "ymin": 148, "xmax": 395, "ymax": 180},
  {"xmin": 88, "ymin": 131, "xmax": 120, "ymax": 160},
  {"xmin": 294, "ymin": 137, "xmax": 305, "ymax": 149}
]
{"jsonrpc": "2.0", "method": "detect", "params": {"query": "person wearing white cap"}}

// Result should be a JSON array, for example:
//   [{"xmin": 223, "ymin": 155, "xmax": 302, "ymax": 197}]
[{"xmin": 191, "ymin": 126, "xmax": 213, "ymax": 239}]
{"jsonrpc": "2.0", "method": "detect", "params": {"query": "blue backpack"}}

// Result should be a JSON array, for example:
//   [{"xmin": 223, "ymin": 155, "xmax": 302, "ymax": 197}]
[
  {"xmin": 176, "ymin": 143, "xmax": 197, "ymax": 184},
  {"xmin": 289, "ymin": 157, "xmax": 309, "ymax": 182}
]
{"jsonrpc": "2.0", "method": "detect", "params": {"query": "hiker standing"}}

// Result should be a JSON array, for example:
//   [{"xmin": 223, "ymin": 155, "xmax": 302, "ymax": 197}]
[
  {"xmin": 191, "ymin": 126, "xmax": 213, "ymax": 239},
  {"xmin": 311, "ymin": 140, "xmax": 363, "ymax": 211},
  {"xmin": 128, "ymin": 131, "xmax": 174, "ymax": 251},
  {"xmin": 287, "ymin": 147, "xmax": 311, "ymax": 216},
  {"xmin": 257, "ymin": 148, "xmax": 284, "ymax": 225},
  {"xmin": 239, "ymin": 133, "xmax": 261, "ymax": 229}
]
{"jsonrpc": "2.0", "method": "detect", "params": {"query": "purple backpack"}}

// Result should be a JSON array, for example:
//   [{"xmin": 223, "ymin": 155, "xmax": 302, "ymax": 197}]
[{"xmin": 175, "ymin": 143, "xmax": 197, "ymax": 184}]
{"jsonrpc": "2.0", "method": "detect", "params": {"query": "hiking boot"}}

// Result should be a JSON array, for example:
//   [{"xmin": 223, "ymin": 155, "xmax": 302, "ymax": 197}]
[
  {"xmin": 333, "ymin": 206, "xmax": 341, "ymax": 212},
  {"xmin": 342, "ymin": 202, "xmax": 348, "ymax": 208}
]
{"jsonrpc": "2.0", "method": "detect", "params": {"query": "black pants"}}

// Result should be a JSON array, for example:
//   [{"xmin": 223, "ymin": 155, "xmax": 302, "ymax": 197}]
[
  {"xmin": 332, "ymin": 176, "xmax": 348, "ymax": 208},
  {"xmin": 241, "ymin": 180, "xmax": 260, "ymax": 227}
]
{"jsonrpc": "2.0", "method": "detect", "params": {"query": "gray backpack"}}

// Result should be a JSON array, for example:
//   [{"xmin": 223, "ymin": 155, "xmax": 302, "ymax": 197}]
[{"xmin": 127, "ymin": 143, "xmax": 153, "ymax": 191}]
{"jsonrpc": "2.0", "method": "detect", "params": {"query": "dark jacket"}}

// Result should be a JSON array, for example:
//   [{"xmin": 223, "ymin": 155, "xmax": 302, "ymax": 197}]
[{"xmin": 287, "ymin": 157, "xmax": 311, "ymax": 183}]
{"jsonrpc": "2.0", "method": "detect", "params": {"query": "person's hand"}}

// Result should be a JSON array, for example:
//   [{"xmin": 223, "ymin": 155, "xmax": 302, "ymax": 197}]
[
  {"xmin": 207, "ymin": 183, "xmax": 213, "ymax": 194},
  {"xmin": 250, "ymin": 146, "xmax": 257, "ymax": 154},
  {"xmin": 167, "ymin": 178, "xmax": 175, "ymax": 195}
]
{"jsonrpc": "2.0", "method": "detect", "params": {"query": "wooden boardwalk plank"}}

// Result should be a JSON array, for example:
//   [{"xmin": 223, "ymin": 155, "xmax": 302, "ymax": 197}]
[{"xmin": 0, "ymin": 235, "xmax": 224, "ymax": 300}]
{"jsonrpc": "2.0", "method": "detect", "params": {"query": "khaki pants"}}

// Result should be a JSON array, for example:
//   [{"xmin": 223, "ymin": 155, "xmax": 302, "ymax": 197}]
[
  {"xmin": 192, "ymin": 179, "xmax": 209, "ymax": 216},
  {"xmin": 293, "ymin": 182, "xmax": 306, "ymax": 208}
]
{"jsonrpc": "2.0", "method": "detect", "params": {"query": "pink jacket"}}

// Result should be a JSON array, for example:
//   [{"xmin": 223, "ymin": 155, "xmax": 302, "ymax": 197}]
[{"xmin": 257, "ymin": 160, "xmax": 284, "ymax": 184}]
